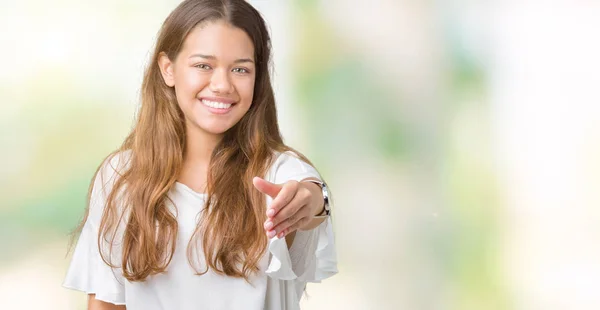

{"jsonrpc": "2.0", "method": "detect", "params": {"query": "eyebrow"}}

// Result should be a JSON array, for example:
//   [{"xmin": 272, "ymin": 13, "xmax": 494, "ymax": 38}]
[{"xmin": 189, "ymin": 54, "xmax": 254, "ymax": 64}]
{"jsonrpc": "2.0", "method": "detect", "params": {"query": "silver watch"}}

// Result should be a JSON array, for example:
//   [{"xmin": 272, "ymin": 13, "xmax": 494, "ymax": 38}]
[{"xmin": 301, "ymin": 180, "xmax": 331, "ymax": 218}]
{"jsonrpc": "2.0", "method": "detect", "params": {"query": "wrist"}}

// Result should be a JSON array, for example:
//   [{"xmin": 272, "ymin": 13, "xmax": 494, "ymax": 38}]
[
  {"xmin": 313, "ymin": 200, "xmax": 326, "ymax": 216},
  {"xmin": 300, "ymin": 179, "xmax": 329, "ymax": 217},
  {"xmin": 305, "ymin": 182, "xmax": 325, "ymax": 216}
]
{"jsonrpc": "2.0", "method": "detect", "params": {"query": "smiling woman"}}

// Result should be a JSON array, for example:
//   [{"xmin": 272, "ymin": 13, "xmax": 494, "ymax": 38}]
[{"xmin": 62, "ymin": 1, "xmax": 338, "ymax": 310}]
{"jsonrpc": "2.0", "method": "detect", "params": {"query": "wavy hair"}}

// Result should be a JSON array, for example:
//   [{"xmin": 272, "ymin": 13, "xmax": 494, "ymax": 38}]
[{"xmin": 70, "ymin": 0, "xmax": 315, "ymax": 283}]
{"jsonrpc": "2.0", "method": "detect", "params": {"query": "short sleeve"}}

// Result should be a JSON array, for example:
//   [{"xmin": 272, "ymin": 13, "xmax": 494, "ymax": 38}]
[
  {"xmin": 62, "ymin": 152, "xmax": 130, "ymax": 305},
  {"xmin": 264, "ymin": 151, "xmax": 338, "ymax": 284}
]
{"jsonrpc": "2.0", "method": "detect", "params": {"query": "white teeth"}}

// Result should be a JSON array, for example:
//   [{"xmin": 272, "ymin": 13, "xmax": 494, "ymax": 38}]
[{"xmin": 201, "ymin": 99, "xmax": 232, "ymax": 109}]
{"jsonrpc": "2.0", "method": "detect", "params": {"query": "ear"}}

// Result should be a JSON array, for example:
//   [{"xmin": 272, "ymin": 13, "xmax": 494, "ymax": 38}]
[{"xmin": 157, "ymin": 52, "xmax": 175, "ymax": 87}]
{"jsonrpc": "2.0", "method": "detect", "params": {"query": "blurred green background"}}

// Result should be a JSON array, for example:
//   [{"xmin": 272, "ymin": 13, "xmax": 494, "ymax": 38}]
[{"xmin": 1, "ymin": 1, "xmax": 600, "ymax": 309}]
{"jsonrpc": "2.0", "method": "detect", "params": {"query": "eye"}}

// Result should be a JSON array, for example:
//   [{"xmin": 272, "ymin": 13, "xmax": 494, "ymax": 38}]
[
  {"xmin": 194, "ymin": 64, "xmax": 211, "ymax": 70},
  {"xmin": 232, "ymin": 67, "xmax": 250, "ymax": 74}
]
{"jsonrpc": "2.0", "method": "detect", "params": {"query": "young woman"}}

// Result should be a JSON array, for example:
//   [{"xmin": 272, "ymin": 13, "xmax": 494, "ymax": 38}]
[{"xmin": 62, "ymin": 0, "xmax": 337, "ymax": 309}]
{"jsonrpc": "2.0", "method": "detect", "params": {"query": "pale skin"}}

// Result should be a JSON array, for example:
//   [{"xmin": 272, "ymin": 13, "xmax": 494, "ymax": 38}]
[{"xmin": 88, "ymin": 20, "xmax": 326, "ymax": 309}]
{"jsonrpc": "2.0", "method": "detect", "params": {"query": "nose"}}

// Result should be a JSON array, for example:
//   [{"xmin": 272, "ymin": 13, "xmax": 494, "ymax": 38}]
[{"xmin": 209, "ymin": 68, "xmax": 234, "ymax": 94}]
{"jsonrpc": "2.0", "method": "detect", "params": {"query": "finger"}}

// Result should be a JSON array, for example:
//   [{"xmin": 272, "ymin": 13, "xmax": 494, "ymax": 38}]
[
  {"xmin": 264, "ymin": 193, "xmax": 306, "ymax": 234},
  {"xmin": 267, "ymin": 180, "xmax": 300, "ymax": 218},
  {"xmin": 253, "ymin": 176, "xmax": 282, "ymax": 199},
  {"xmin": 281, "ymin": 217, "xmax": 312, "ymax": 238},
  {"xmin": 271, "ymin": 211, "xmax": 311, "ymax": 239},
  {"xmin": 269, "ymin": 193, "xmax": 302, "ymax": 228},
  {"xmin": 268, "ymin": 191, "xmax": 310, "ymax": 230},
  {"xmin": 269, "ymin": 184, "xmax": 310, "ymax": 222}
]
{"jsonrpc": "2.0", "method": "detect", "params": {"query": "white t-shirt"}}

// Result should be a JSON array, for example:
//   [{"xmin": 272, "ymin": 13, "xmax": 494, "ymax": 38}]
[{"xmin": 63, "ymin": 150, "xmax": 338, "ymax": 310}]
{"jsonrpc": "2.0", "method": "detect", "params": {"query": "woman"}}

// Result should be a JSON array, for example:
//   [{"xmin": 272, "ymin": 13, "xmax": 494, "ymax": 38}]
[{"xmin": 63, "ymin": 0, "xmax": 338, "ymax": 309}]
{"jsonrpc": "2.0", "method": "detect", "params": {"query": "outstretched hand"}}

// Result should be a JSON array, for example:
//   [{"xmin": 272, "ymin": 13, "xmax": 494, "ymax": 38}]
[{"xmin": 252, "ymin": 176, "xmax": 320, "ymax": 239}]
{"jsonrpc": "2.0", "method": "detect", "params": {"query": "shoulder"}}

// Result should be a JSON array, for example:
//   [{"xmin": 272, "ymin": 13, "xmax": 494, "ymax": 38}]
[
  {"xmin": 271, "ymin": 150, "xmax": 302, "ymax": 165},
  {"xmin": 104, "ymin": 149, "xmax": 132, "ymax": 172},
  {"xmin": 99, "ymin": 150, "xmax": 132, "ymax": 177},
  {"xmin": 93, "ymin": 150, "xmax": 132, "ymax": 196},
  {"xmin": 269, "ymin": 150, "xmax": 310, "ymax": 173},
  {"xmin": 267, "ymin": 150, "xmax": 321, "ymax": 184}
]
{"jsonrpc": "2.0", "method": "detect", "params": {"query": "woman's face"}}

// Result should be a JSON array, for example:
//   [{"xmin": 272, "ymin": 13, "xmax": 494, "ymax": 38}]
[{"xmin": 159, "ymin": 20, "xmax": 256, "ymax": 136}]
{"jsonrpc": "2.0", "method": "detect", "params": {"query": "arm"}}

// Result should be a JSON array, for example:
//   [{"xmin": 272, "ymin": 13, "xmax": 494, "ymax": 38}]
[
  {"xmin": 284, "ymin": 177, "xmax": 328, "ymax": 247},
  {"xmin": 63, "ymin": 153, "xmax": 128, "ymax": 305},
  {"xmin": 254, "ymin": 175, "xmax": 327, "ymax": 249},
  {"xmin": 88, "ymin": 294, "xmax": 126, "ymax": 310},
  {"xmin": 297, "ymin": 177, "xmax": 328, "ymax": 230},
  {"xmin": 259, "ymin": 152, "xmax": 339, "ymax": 281}
]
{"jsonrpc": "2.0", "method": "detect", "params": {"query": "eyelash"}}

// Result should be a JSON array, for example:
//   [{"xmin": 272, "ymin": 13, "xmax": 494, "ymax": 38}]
[
  {"xmin": 195, "ymin": 64, "xmax": 211, "ymax": 70},
  {"xmin": 232, "ymin": 67, "xmax": 250, "ymax": 74},
  {"xmin": 194, "ymin": 64, "xmax": 251, "ymax": 74}
]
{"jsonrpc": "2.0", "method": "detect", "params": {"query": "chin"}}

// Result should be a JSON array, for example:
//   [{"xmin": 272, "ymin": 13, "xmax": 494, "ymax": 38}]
[{"xmin": 197, "ymin": 122, "xmax": 235, "ymax": 135}]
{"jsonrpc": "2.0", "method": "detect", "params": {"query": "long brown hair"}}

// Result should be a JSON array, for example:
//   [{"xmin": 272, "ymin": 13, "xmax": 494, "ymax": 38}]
[{"xmin": 71, "ymin": 0, "xmax": 315, "ymax": 283}]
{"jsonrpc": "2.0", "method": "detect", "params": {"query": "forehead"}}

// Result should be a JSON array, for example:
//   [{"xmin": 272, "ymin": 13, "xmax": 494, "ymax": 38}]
[{"xmin": 179, "ymin": 20, "xmax": 255, "ymax": 61}]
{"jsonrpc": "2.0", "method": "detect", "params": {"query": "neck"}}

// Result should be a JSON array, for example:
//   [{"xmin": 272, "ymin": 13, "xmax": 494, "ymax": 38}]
[{"xmin": 183, "ymin": 124, "xmax": 224, "ymax": 168}]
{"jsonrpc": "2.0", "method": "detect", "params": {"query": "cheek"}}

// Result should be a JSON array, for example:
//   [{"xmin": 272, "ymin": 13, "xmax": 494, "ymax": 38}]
[
  {"xmin": 173, "ymin": 70, "xmax": 208, "ymax": 111},
  {"xmin": 238, "ymin": 78, "xmax": 256, "ymax": 103},
  {"xmin": 177, "ymin": 70, "xmax": 207, "ymax": 94}
]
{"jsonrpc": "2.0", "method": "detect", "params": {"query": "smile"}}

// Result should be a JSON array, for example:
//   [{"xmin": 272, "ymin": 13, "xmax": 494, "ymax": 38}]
[
  {"xmin": 201, "ymin": 99, "xmax": 233, "ymax": 109},
  {"xmin": 200, "ymin": 98, "xmax": 237, "ymax": 115}
]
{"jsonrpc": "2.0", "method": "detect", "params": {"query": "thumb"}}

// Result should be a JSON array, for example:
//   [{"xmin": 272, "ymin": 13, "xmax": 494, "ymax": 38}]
[{"xmin": 252, "ymin": 176, "xmax": 282, "ymax": 199}]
